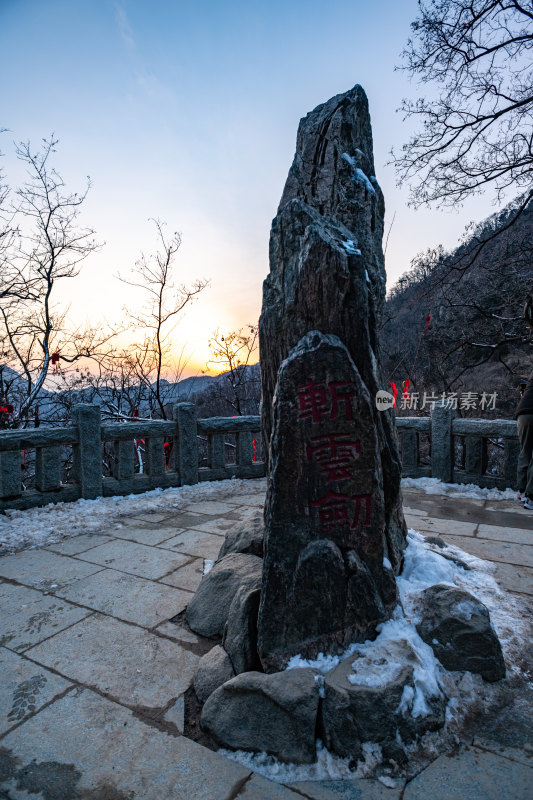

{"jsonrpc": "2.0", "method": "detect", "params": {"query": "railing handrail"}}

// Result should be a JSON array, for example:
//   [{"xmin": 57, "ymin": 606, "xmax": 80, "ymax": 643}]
[{"xmin": 0, "ymin": 402, "xmax": 520, "ymax": 513}]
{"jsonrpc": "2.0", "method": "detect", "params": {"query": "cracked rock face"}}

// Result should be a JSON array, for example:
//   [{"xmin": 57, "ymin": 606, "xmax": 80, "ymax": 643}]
[
  {"xmin": 416, "ymin": 585, "xmax": 506, "ymax": 682},
  {"xmin": 258, "ymin": 85, "xmax": 407, "ymax": 670},
  {"xmin": 200, "ymin": 668, "xmax": 320, "ymax": 764}
]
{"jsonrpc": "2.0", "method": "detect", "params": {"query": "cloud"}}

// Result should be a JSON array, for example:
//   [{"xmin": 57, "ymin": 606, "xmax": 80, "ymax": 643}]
[{"xmin": 115, "ymin": 3, "xmax": 135, "ymax": 50}]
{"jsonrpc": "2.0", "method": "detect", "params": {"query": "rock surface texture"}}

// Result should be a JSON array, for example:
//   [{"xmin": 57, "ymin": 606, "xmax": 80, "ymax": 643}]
[
  {"xmin": 194, "ymin": 645, "xmax": 235, "ymax": 704},
  {"xmin": 320, "ymin": 648, "xmax": 446, "ymax": 761},
  {"xmin": 185, "ymin": 553, "xmax": 263, "ymax": 638},
  {"xmin": 416, "ymin": 585, "xmax": 506, "ymax": 682},
  {"xmin": 200, "ymin": 668, "xmax": 320, "ymax": 764},
  {"xmin": 258, "ymin": 85, "xmax": 406, "ymax": 669},
  {"xmin": 223, "ymin": 586, "xmax": 262, "ymax": 675},
  {"xmin": 258, "ymin": 332, "xmax": 398, "ymax": 670},
  {"xmin": 216, "ymin": 510, "xmax": 264, "ymax": 560}
]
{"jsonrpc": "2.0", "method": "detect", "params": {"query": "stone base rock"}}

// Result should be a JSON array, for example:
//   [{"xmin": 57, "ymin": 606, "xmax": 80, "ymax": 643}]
[
  {"xmin": 194, "ymin": 645, "xmax": 235, "ymax": 704},
  {"xmin": 223, "ymin": 586, "xmax": 262, "ymax": 675},
  {"xmin": 217, "ymin": 510, "xmax": 264, "ymax": 561},
  {"xmin": 200, "ymin": 668, "xmax": 320, "ymax": 764},
  {"xmin": 320, "ymin": 645, "xmax": 446, "ymax": 760},
  {"xmin": 416, "ymin": 585, "xmax": 506, "ymax": 682},
  {"xmin": 185, "ymin": 553, "xmax": 263, "ymax": 638}
]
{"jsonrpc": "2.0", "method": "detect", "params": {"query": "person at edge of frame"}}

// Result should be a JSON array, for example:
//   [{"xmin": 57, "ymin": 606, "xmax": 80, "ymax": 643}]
[{"xmin": 516, "ymin": 371, "xmax": 533, "ymax": 510}]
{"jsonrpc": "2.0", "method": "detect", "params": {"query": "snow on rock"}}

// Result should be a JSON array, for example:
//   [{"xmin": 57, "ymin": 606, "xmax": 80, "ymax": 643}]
[
  {"xmin": 352, "ymin": 167, "xmax": 376, "ymax": 194},
  {"xmin": 225, "ymin": 529, "xmax": 530, "ymax": 784},
  {"xmin": 348, "ymin": 616, "xmax": 444, "ymax": 719},
  {"xmin": 342, "ymin": 239, "xmax": 362, "ymax": 256}
]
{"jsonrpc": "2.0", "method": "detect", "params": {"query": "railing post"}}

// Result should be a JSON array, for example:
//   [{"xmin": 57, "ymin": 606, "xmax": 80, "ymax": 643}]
[
  {"xmin": 400, "ymin": 429, "xmax": 419, "ymax": 473},
  {"xmin": 174, "ymin": 402, "xmax": 198, "ymax": 486},
  {"xmin": 208, "ymin": 433, "xmax": 225, "ymax": 469},
  {"xmin": 146, "ymin": 437, "xmax": 165, "ymax": 477},
  {"xmin": 35, "ymin": 446, "xmax": 61, "ymax": 491},
  {"xmin": 72, "ymin": 404, "xmax": 102, "ymax": 499},
  {"xmin": 464, "ymin": 436, "xmax": 487, "ymax": 477},
  {"xmin": 0, "ymin": 451, "xmax": 22, "ymax": 499},
  {"xmin": 236, "ymin": 430, "xmax": 253, "ymax": 466},
  {"xmin": 430, "ymin": 401, "xmax": 454, "ymax": 483},
  {"xmin": 113, "ymin": 439, "xmax": 135, "ymax": 480}
]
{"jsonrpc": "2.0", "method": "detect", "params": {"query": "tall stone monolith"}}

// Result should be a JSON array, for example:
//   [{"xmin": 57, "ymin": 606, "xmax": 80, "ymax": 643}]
[{"xmin": 258, "ymin": 85, "xmax": 407, "ymax": 671}]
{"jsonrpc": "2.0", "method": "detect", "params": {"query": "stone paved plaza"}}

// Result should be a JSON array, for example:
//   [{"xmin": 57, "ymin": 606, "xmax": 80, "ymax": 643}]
[{"xmin": 0, "ymin": 480, "xmax": 531, "ymax": 799}]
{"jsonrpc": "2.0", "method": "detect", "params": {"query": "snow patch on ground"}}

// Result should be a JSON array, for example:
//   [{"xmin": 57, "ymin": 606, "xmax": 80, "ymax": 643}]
[
  {"xmin": 0, "ymin": 477, "xmax": 267, "ymax": 555},
  {"xmin": 402, "ymin": 476, "xmax": 517, "ymax": 501},
  {"xmin": 220, "ymin": 740, "xmax": 383, "ymax": 784}
]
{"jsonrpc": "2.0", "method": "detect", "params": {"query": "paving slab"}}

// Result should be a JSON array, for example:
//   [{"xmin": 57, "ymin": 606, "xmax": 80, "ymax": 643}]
[
  {"xmin": 291, "ymin": 778, "xmax": 403, "ymax": 798},
  {"xmin": 402, "ymin": 506, "xmax": 427, "ymax": 517},
  {"xmin": 473, "ymin": 737, "xmax": 533, "ymax": 768},
  {"xmin": 408, "ymin": 517, "xmax": 477, "ymax": 537},
  {"xmin": 163, "ymin": 510, "xmax": 216, "ymax": 529},
  {"xmin": 0, "ymin": 583, "xmax": 91, "ymax": 652},
  {"xmin": 405, "ymin": 490, "xmax": 532, "ymax": 530},
  {"xmin": 44, "ymin": 532, "xmax": 113, "ymax": 555},
  {"xmin": 155, "ymin": 620, "xmax": 202, "ymax": 645},
  {"xmin": 56, "ymin": 567, "xmax": 192, "ymax": 627},
  {"xmin": 74, "ymin": 537, "xmax": 190, "ymax": 579},
  {"xmin": 158, "ymin": 529, "xmax": 225, "ymax": 559},
  {"xmin": 164, "ymin": 693, "xmax": 185, "ymax": 732},
  {"xmin": 236, "ymin": 773, "xmax": 304, "ymax": 798},
  {"xmin": 159, "ymin": 556, "xmax": 205, "ymax": 591},
  {"xmin": 183, "ymin": 500, "xmax": 241, "ymax": 515},
  {"xmin": 477, "ymin": 523, "xmax": 532, "ymax": 546},
  {"xmin": 25, "ymin": 613, "xmax": 199, "ymax": 709},
  {"xmin": 438, "ymin": 535, "xmax": 533, "ymax": 568},
  {"xmin": 223, "ymin": 493, "xmax": 265, "ymax": 507},
  {"xmin": 110, "ymin": 522, "xmax": 181, "ymax": 545},
  {"xmin": 191, "ymin": 517, "xmax": 246, "ymax": 536},
  {"xmin": 0, "ymin": 549, "xmax": 102, "ymax": 591},
  {"xmin": 403, "ymin": 745, "xmax": 533, "ymax": 800},
  {"xmin": 0, "ymin": 686, "xmax": 251, "ymax": 800},
  {"xmin": 491, "ymin": 561, "xmax": 533, "ymax": 596},
  {"xmin": 0, "ymin": 648, "xmax": 72, "ymax": 735},
  {"xmin": 125, "ymin": 510, "xmax": 177, "ymax": 524}
]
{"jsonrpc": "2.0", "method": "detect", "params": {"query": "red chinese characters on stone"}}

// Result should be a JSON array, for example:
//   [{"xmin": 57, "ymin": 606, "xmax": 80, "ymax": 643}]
[
  {"xmin": 310, "ymin": 491, "xmax": 372, "ymax": 531},
  {"xmin": 306, "ymin": 433, "xmax": 360, "ymax": 481},
  {"xmin": 297, "ymin": 380, "xmax": 356, "ymax": 423}
]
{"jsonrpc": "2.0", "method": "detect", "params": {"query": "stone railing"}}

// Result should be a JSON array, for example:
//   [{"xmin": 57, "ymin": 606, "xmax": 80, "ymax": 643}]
[
  {"xmin": 0, "ymin": 403, "xmax": 265, "ymax": 512},
  {"xmin": 397, "ymin": 403, "xmax": 519, "ymax": 490},
  {"xmin": 0, "ymin": 402, "xmax": 520, "ymax": 512}
]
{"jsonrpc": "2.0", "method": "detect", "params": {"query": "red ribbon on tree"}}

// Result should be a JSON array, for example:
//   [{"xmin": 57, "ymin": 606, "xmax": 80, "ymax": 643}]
[
  {"xmin": 425, "ymin": 313, "xmax": 431, "ymax": 331},
  {"xmin": 402, "ymin": 379, "xmax": 411, "ymax": 398},
  {"xmin": 389, "ymin": 382, "xmax": 398, "ymax": 407},
  {"xmin": 51, "ymin": 352, "xmax": 60, "ymax": 364}
]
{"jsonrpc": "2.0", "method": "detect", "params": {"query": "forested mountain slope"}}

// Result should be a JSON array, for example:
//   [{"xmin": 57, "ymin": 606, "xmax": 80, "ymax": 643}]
[{"xmin": 380, "ymin": 197, "xmax": 533, "ymax": 418}]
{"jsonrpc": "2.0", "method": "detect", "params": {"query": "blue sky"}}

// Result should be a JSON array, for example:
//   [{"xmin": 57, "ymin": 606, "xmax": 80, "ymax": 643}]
[{"xmin": 1, "ymin": 0, "xmax": 500, "ymax": 374}]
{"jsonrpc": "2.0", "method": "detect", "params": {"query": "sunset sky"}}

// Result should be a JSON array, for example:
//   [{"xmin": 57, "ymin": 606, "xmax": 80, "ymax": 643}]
[{"xmin": 1, "ymin": 0, "xmax": 502, "ymax": 377}]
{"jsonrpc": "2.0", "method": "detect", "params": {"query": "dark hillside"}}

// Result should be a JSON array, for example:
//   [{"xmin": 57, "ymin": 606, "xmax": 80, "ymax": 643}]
[{"xmin": 380, "ymin": 196, "xmax": 533, "ymax": 418}]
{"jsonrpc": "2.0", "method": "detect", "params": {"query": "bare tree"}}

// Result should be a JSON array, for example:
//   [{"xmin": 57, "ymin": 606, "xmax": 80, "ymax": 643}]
[
  {"xmin": 206, "ymin": 325, "xmax": 260, "ymax": 416},
  {"xmin": 0, "ymin": 136, "xmax": 116, "ymax": 427},
  {"xmin": 119, "ymin": 219, "xmax": 209, "ymax": 419},
  {"xmin": 395, "ymin": 0, "xmax": 533, "ymax": 209}
]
